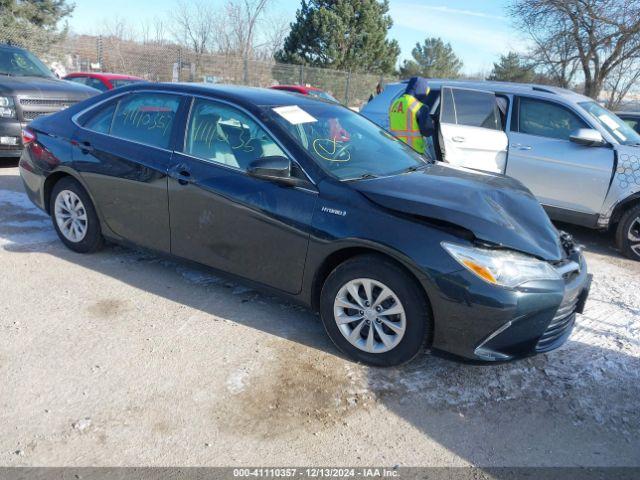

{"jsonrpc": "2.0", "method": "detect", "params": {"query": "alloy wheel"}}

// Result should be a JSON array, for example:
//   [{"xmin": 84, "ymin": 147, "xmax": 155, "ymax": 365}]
[
  {"xmin": 333, "ymin": 278, "xmax": 406, "ymax": 354},
  {"xmin": 628, "ymin": 216, "xmax": 640, "ymax": 257},
  {"xmin": 54, "ymin": 189, "xmax": 88, "ymax": 243}
]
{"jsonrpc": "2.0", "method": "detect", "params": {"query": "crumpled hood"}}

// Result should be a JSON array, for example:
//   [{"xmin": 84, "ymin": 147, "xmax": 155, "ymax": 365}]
[
  {"xmin": 353, "ymin": 163, "xmax": 564, "ymax": 261},
  {"xmin": 0, "ymin": 75, "xmax": 97, "ymax": 98}
]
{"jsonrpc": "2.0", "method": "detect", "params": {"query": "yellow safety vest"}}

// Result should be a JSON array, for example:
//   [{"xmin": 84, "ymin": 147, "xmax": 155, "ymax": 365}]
[{"xmin": 389, "ymin": 94, "xmax": 425, "ymax": 154}]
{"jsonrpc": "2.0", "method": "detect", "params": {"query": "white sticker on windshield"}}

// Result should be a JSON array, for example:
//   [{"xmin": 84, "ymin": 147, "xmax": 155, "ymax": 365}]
[
  {"xmin": 598, "ymin": 114, "xmax": 620, "ymax": 130},
  {"xmin": 272, "ymin": 105, "xmax": 317, "ymax": 125}
]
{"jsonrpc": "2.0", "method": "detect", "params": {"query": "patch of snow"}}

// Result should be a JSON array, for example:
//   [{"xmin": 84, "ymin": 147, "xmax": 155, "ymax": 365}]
[
  {"xmin": 0, "ymin": 190, "xmax": 57, "ymax": 247},
  {"xmin": 226, "ymin": 369, "xmax": 251, "ymax": 394}
]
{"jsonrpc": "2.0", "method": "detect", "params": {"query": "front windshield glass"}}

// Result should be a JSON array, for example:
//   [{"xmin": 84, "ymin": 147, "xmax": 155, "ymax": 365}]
[
  {"xmin": 0, "ymin": 47, "xmax": 54, "ymax": 78},
  {"xmin": 266, "ymin": 102, "xmax": 428, "ymax": 180},
  {"xmin": 579, "ymin": 101, "xmax": 640, "ymax": 146}
]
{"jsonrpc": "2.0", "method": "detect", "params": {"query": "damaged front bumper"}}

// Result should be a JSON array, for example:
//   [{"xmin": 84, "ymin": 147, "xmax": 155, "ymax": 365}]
[{"xmin": 429, "ymin": 251, "xmax": 591, "ymax": 362}]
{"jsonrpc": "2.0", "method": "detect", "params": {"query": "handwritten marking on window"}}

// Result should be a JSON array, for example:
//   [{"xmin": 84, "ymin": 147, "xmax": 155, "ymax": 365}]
[{"xmin": 312, "ymin": 138, "xmax": 351, "ymax": 162}]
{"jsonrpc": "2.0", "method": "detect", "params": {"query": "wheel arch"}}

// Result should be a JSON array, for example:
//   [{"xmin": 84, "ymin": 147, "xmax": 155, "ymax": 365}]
[
  {"xmin": 43, "ymin": 168, "xmax": 97, "ymax": 216},
  {"xmin": 310, "ymin": 244, "xmax": 433, "ymax": 315},
  {"xmin": 610, "ymin": 192, "xmax": 640, "ymax": 227}
]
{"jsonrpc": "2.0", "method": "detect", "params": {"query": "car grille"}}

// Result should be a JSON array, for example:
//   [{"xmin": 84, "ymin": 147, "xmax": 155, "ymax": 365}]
[
  {"xmin": 22, "ymin": 111, "xmax": 51, "ymax": 121},
  {"xmin": 18, "ymin": 98, "xmax": 78, "ymax": 122},
  {"xmin": 535, "ymin": 295, "xmax": 578, "ymax": 352}
]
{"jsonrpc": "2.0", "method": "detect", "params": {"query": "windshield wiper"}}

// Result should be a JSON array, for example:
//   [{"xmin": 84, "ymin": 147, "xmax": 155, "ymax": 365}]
[
  {"xmin": 0, "ymin": 72, "xmax": 15, "ymax": 76},
  {"xmin": 346, "ymin": 173, "xmax": 378, "ymax": 181}
]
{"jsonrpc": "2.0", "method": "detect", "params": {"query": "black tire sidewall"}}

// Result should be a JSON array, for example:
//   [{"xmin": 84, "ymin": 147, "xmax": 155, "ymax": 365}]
[
  {"xmin": 616, "ymin": 204, "xmax": 640, "ymax": 261},
  {"xmin": 319, "ymin": 255, "xmax": 431, "ymax": 367},
  {"xmin": 50, "ymin": 177, "xmax": 103, "ymax": 253}
]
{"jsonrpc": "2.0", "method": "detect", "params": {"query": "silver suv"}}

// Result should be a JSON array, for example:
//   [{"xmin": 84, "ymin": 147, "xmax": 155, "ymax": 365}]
[{"xmin": 361, "ymin": 79, "xmax": 640, "ymax": 260}]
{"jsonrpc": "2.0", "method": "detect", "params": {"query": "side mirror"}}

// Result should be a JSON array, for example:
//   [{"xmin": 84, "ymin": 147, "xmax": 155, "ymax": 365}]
[
  {"xmin": 247, "ymin": 156, "xmax": 305, "ymax": 186},
  {"xmin": 569, "ymin": 128, "xmax": 606, "ymax": 146}
]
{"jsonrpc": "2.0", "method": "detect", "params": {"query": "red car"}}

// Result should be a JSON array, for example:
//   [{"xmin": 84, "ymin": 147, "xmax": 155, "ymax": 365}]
[
  {"xmin": 63, "ymin": 72, "xmax": 145, "ymax": 92},
  {"xmin": 270, "ymin": 84, "xmax": 338, "ymax": 103}
]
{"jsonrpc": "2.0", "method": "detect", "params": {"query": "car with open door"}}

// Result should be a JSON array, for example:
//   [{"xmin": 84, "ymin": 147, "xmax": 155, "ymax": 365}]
[
  {"xmin": 19, "ymin": 83, "xmax": 590, "ymax": 366},
  {"xmin": 361, "ymin": 79, "xmax": 640, "ymax": 261}
]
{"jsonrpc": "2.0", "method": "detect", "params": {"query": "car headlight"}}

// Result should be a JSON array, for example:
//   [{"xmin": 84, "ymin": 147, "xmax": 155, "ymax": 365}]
[
  {"xmin": 442, "ymin": 242, "xmax": 561, "ymax": 288},
  {"xmin": 0, "ymin": 96, "xmax": 16, "ymax": 119}
]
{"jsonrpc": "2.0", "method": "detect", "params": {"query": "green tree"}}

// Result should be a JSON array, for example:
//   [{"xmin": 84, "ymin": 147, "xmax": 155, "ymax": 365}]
[
  {"xmin": 275, "ymin": 0, "xmax": 400, "ymax": 74},
  {"xmin": 399, "ymin": 38, "xmax": 463, "ymax": 78},
  {"xmin": 0, "ymin": 0, "xmax": 74, "ymax": 54},
  {"xmin": 488, "ymin": 51, "xmax": 535, "ymax": 83}
]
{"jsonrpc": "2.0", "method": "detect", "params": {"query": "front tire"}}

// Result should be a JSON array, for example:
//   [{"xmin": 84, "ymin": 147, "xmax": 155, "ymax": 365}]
[
  {"xmin": 50, "ymin": 176, "xmax": 104, "ymax": 253},
  {"xmin": 615, "ymin": 204, "xmax": 640, "ymax": 261},
  {"xmin": 319, "ymin": 255, "xmax": 431, "ymax": 366}
]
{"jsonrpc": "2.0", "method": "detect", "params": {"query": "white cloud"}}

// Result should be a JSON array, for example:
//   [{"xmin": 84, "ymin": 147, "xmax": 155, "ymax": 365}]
[
  {"xmin": 389, "ymin": 2, "xmax": 531, "ymax": 72},
  {"xmin": 409, "ymin": 4, "xmax": 508, "ymax": 21}
]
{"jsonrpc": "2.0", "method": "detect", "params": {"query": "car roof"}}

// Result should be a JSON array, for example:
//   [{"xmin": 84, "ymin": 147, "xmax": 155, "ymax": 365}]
[
  {"xmin": 66, "ymin": 72, "xmax": 144, "ymax": 80},
  {"xmin": 386, "ymin": 78, "xmax": 594, "ymax": 103},
  {"xmin": 272, "ymin": 84, "xmax": 322, "ymax": 93},
  {"xmin": 122, "ymin": 82, "xmax": 331, "ymax": 108},
  {"xmin": 0, "ymin": 43, "xmax": 26, "ymax": 52}
]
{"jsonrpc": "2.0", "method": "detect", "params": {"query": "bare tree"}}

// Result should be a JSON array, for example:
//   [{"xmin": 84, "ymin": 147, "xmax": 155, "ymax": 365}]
[
  {"xmin": 524, "ymin": 17, "xmax": 579, "ymax": 88},
  {"xmin": 510, "ymin": 0, "xmax": 640, "ymax": 99},
  {"xmin": 101, "ymin": 16, "xmax": 134, "ymax": 71},
  {"xmin": 603, "ymin": 55, "xmax": 640, "ymax": 109},
  {"xmin": 254, "ymin": 13, "xmax": 289, "ymax": 60},
  {"xmin": 171, "ymin": 0, "xmax": 217, "ymax": 76}
]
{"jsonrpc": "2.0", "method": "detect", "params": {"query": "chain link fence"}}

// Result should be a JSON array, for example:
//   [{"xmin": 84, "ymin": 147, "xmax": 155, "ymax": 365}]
[{"xmin": 1, "ymin": 27, "xmax": 396, "ymax": 108}]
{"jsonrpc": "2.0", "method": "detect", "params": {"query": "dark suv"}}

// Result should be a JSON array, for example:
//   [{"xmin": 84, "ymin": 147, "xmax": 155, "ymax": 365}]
[{"xmin": 0, "ymin": 44, "xmax": 97, "ymax": 158}]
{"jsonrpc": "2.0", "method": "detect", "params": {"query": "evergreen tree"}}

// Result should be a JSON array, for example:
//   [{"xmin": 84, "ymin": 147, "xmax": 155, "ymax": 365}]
[
  {"xmin": 399, "ymin": 38, "xmax": 463, "ymax": 79},
  {"xmin": 275, "ymin": 0, "xmax": 400, "ymax": 74},
  {"xmin": 488, "ymin": 52, "xmax": 535, "ymax": 83},
  {"xmin": 0, "ymin": 0, "xmax": 74, "ymax": 53}
]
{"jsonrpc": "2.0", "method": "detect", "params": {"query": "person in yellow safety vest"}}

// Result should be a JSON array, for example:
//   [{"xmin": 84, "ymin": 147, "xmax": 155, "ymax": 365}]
[{"xmin": 389, "ymin": 77, "xmax": 434, "ymax": 156}]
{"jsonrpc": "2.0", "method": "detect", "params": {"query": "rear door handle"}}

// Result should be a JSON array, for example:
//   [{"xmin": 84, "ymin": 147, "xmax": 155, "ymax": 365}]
[
  {"xmin": 78, "ymin": 141, "xmax": 94, "ymax": 154},
  {"xmin": 169, "ymin": 164, "xmax": 192, "ymax": 185},
  {"xmin": 452, "ymin": 136, "xmax": 465, "ymax": 143}
]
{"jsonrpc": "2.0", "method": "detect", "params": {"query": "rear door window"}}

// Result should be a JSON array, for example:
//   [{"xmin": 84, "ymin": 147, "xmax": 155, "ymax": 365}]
[
  {"xmin": 517, "ymin": 97, "xmax": 587, "ymax": 140},
  {"xmin": 440, "ymin": 87, "xmax": 502, "ymax": 130},
  {"xmin": 110, "ymin": 93, "xmax": 181, "ymax": 149}
]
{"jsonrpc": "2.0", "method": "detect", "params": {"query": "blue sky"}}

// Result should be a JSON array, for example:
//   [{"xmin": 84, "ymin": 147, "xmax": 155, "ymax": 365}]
[{"xmin": 67, "ymin": 0, "xmax": 527, "ymax": 74}]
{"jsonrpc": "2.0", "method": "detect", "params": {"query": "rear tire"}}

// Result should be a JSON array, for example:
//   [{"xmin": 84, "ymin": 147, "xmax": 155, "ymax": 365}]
[
  {"xmin": 615, "ymin": 203, "xmax": 640, "ymax": 261},
  {"xmin": 319, "ymin": 254, "xmax": 432, "ymax": 367},
  {"xmin": 50, "ymin": 176, "xmax": 104, "ymax": 253}
]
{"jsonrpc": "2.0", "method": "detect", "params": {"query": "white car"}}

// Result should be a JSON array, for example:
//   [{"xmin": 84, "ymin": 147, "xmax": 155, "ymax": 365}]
[{"xmin": 362, "ymin": 79, "xmax": 640, "ymax": 260}]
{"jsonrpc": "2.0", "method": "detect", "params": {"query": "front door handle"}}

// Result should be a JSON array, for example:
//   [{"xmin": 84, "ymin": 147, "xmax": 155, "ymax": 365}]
[
  {"xmin": 452, "ymin": 136, "xmax": 465, "ymax": 143},
  {"xmin": 512, "ymin": 144, "xmax": 532, "ymax": 151}
]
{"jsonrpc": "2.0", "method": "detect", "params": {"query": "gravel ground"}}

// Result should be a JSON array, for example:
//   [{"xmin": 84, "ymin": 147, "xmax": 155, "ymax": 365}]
[{"xmin": 0, "ymin": 163, "xmax": 639, "ymax": 467}]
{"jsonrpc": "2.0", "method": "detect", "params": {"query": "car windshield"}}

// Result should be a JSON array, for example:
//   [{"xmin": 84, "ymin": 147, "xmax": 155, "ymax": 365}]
[
  {"xmin": 579, "ymin": 101, "xmax": 640, "ymax": 146},
  {"xmin": 307, "ymin": 89, "xmax": 338, "ymax": 103},
  {"xmin": 0, "ymin": 47, "xmax": 54, "ymax": 78},
  {"xmin": 266, "ymin": 102, "xmax": 428, "ymax": 181},
  {"xmin": 111, "ymin": 79, "xmax": 143, "ymax": 88}
]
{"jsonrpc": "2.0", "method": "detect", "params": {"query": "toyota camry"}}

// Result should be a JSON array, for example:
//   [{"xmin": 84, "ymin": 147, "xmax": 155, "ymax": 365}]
[{"xmin": 19, "ymin": 83, "xmax": 591, "ymax": 366}]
